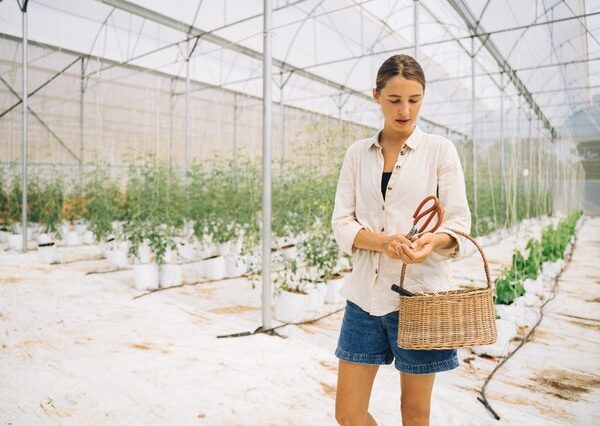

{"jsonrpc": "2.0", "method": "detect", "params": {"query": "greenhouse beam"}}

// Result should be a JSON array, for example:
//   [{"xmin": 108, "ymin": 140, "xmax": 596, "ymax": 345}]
[
  {"xmin": 100, "ymin": 0, "xmax": 466, "ymax": 140},
  {"xmin": 447, "ymin": 0, "xmax": 558, "ymax": 140}
]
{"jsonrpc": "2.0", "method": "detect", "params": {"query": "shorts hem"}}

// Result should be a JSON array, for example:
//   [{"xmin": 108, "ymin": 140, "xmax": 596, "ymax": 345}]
[
  {"xmin": 393, "ymin": 357, "xmax": 459, "ymax": 375},
  {"xmin": 335, "ymin": 347, "xmax": 394, "ymax": 365}
]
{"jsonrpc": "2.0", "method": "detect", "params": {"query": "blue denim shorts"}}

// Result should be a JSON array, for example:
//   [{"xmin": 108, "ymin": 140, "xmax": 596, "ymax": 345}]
[{"xmin": 335, "ymin": 299, "xmax": 459, "ymax": 374}]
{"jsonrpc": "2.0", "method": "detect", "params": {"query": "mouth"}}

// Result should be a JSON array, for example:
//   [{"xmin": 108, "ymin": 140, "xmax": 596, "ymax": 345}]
[{"xmin": 395, "ymin": 118, "xmax": 411, "ymax": 126}]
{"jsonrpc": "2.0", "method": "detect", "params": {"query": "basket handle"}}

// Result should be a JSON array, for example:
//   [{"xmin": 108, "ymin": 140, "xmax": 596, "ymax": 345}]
[{"xmin": 399, "ymin": 228, "xmax": 492, "ymax": 290}]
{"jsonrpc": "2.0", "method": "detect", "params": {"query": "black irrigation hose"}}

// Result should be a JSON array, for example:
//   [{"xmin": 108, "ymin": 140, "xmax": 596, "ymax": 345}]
[
  {"xmin": 476, "ymin": 219, "xmax": 581, "ymax": 421},
  {"xmin": 216, "ymin": 305, "xmax": 346, "ymax": 339}
]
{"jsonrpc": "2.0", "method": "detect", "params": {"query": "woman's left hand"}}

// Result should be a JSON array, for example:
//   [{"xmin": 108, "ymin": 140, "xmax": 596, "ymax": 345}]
[{"xmin": 395, "ymin": 232, "xmax": 438, "ymax": 264}]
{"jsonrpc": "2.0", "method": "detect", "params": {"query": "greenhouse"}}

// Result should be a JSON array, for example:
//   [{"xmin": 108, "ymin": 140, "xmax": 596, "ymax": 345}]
[{"xmin": 0, "ymin": 0, "xmax": 598, "ymax": 424}]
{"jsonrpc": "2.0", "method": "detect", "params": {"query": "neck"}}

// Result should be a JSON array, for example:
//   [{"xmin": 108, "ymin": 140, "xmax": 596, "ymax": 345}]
[{"xmin": 380, "ymin": 123, "xmax": 415, "ymax": 147}]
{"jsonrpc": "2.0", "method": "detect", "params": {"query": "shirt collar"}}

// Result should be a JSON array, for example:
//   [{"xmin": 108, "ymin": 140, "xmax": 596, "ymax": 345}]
[{"xmin": 370, "ymin": 124, "xmax": 423, "ymax": 151}]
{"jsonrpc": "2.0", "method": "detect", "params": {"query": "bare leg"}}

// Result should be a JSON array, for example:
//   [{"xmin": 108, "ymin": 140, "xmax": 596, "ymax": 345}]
[
  {"xmin": 399, "ymin": 372, "xmax": 436, "ymax": 426},
  {"xmin": 335, "ymin": 360, "xmax": 380, "ymax": 426}
]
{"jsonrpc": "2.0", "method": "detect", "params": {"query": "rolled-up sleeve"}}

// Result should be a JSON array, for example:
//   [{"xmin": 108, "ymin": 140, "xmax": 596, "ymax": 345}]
[
  {"xmin": 433, "ymin": 140, "xmax": 472, "ymax": 259},
  {"xmin": 331, "ymin": 147, "xmax": 364, "ymax": 257}
]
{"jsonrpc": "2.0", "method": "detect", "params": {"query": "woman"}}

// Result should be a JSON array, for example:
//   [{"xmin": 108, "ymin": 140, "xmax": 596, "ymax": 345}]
[{"xmin": 331, "ymin": 54, "xmax": 471, "ymax": 426}]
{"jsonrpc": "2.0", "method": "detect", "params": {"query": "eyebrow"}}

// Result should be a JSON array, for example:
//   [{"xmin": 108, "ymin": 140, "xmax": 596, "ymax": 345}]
[{"xmin": 387, "ymin": 94, "xmax": 422, "ymax": 98}]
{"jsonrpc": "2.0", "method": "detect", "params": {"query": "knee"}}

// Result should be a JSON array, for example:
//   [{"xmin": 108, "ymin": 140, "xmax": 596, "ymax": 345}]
[
  {"xmin": 400, "ymin": 401, "xmax": 430, "ymax": 425},
  {"xmin": 335, "ymin": 408, "xmax": 367, "ymax": 426}
]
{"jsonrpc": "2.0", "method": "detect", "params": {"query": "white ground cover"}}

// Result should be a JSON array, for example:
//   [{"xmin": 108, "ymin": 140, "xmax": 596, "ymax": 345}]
[{"xmin": 1, "ymin": 216, "xmax": 598, "ymax": 425}]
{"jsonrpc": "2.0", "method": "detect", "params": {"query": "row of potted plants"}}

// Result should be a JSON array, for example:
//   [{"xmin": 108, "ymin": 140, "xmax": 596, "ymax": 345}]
[
  {"xmin": 474, "ymin": 210, "xmax": 583, "ymax": 357},
  {"xmin": 493, "ymin": 210, "xmax": 582, "ymax": 305}
]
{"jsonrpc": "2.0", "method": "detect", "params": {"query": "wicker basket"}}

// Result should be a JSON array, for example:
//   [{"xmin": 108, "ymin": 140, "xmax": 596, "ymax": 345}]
[{"xmin": 396, "ymin": 228, "xmax": 497, "ymax": 350}]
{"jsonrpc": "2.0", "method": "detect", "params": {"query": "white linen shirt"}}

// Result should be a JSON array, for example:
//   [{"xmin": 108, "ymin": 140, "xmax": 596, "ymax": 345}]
[{"xmin": 331, "ymin": 124, "xmax": 472, "ymax": 316}]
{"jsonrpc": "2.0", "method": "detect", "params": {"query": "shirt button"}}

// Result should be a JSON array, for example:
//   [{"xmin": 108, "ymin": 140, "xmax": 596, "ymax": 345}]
[
  {"xmin": 387, "ymin": 186, "xmax": 392, "ymax": 191},
  {"xmin": 380, "ymin": 227, "xmax": 385, "ymax": 232},
  {"xmin": 382, "ymin": 205, "xmax": 385, "ymax": 210},
  {"xmin": 375, "ymin": 268, "xmax": 378, "ymax": 274},
  {"xmin": 395, "ymin": 165, "xmax": 401, "ymax": 169}
]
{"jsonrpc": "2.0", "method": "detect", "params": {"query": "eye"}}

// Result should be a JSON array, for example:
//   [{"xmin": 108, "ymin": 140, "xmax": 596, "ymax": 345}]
[
  {"xmin": 390, "ymin": 100, "xmax": 400, "ymax": 104},
  {"xmin": 409, "ymin": 100, "xmax": 417, "ymax": 104}
]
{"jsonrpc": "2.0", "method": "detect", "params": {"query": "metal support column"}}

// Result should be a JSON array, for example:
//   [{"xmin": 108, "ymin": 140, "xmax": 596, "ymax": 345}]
[
  {"xmin": 185, "ymin": 49, "xmax": 191, "ymax": 173},
  {"xmin": 414, "ymin": 0, "xmax": 419, "ymax": 60},
  {"xmin": 20, "ymin": 0, "xmax": 30, "ymax": 253},
  {"xmin": 471, "ymin": 36, "xmax": 478, "ymax": 235},
  {"xmin": 79, "ymin": 56, "xmax": 85, "ymax": 184},
  {"xmin": 261, "ymin": 0, "xmax": 273, "ymax": 331}
]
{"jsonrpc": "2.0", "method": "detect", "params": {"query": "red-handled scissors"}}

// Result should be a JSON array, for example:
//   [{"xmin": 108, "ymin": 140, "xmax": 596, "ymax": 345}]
[{"xmin": 405, "ymin": 195, "xmax": 444, "ymax": 239}]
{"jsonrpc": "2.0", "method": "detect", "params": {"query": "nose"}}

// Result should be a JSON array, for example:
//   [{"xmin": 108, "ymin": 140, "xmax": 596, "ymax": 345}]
[{"xmin": 397, "ymin": 103, "xmax": 410, "ymax": 117}]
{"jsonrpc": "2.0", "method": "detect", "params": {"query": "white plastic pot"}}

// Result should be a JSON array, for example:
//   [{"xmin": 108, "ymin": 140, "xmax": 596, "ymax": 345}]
[
  {"xmin": 225, "ymin": 255, "xmax": 248, "ymax": 278},
  {"xmin": 281, "ymin": 244, "xmax": 298, "ymax": 260},
  {"xmin": 494, "ymin": 303, "xmax": 517, "ymax": 323},
  {"xmin": 82, "ymin": 231, "xmax": 95, "ymax": 245},
  {"xmin": 274, "ymin": 289, "xmax": 309, "ymax": 323},
  {"xmin": 178, "ymin": 243, "xmax": 195, "ymax": 261},
  {"xmin": 13, "ymin": 226, "xmax": 33, "ymax": 241},
  {"xmin": 37, "ymin": 243, "xmax": 58, "ymax": 264},
  {"xmin": 324, "ymin": 275, "xmax": 345, "ymax": 304},
  {"xmin": 159, "ymin": 263, "xmax": 182, "ymax": 287},
  {"xmin": 202, "ymin": 255, "xmax": 226, "ymax": 281},
  {"xmin": 37, "ymin": 233, "xmax": 51, "ymax": 245},
  {"xmin": 8, "ymin": 234, "xmax": 24, "ymax": 250},
  {"xmin": 304, "ymin": 286, "xmax": 324, "ymax": 316},
  {"xmin": 137, "ymin": 243, "xmax": 152, "ymax": 264},
  {"xmin": 75, "ymin": 223, "xmax": 88, "ymax": 236},
  {"xmin": 0, "ymin": 230, "xmax": 10, "ymax": 243},
  {"xmin": 472, "ymin": 319, "xmax": 517, "ymax": 357},
  {"xmin": 108, "ymin": 248, "xmax": 129, "ymax": 269},
  {"xmin": 133, "ymin": 263, "xmax": 159, "ymax": 290},
  {"xmin": 64, "ymin": 231, "xmax": 80, "ymax": 247}
]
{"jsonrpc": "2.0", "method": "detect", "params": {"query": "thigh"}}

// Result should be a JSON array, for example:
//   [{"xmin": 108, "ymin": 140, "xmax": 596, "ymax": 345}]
[
  {"xmin": 336, "ymin": 360, "xmax": 380, "ymax": 418},
  {"xmin": 335, "ymin": 300, "xmax": 394, "ymax": 365},
  {"xmin": 399, "ymin": 372, "xmax": 436, "ymax": 421}
]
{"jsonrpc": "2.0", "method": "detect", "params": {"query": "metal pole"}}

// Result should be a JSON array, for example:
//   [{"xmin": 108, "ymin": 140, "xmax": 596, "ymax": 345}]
[
  {"xmin": 262, "ymin": 0, "xmax": 273, "ymax": 331},
  {"xmin": 279, "ymin": 76, "xmax": 285, "ymax": 176},
  {"xmin": 21, "ymin": 2, "xmax": 29, "ymax": 253},
  {"xmin": 169, "ymin": 77, "xmax": 175, "ymax": 169},
  {"xmin": 185, "ymin": 49, "xmax": 191, "ymax": 173},
  {"xmin": 80, "ymin": 57, "xmax": 85, "ymax": 184},
  {"xmin": 500, "ymin": 72, "xmax": 505, "ymax": 224},
  {"xmin": 471, "ymin": 36, "xmax": 478, "ymax": 235},
  {"xmin": 233, "ymin": 93, "xmax": 238, "ymax": 163},
  {"xmin": 414, "ymin": 0, "xmax": 419, "ymax": 60}
]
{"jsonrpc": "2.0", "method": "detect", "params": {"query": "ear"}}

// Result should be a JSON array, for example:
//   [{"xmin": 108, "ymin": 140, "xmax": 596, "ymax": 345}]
[{"xmin": 372, "ymin": 88, "xmax": 379, "ymax": 103}]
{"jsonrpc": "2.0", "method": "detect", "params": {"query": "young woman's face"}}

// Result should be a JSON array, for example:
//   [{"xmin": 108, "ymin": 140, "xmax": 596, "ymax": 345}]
[{"xmin": 372, "ymin": 75, "xmax": 424, "ymax": 131}]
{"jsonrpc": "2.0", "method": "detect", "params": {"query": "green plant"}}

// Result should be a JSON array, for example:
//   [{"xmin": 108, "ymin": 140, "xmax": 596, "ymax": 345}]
[
  {"xmin": 86, "ymin": 165, "xmax": 124, "ymax": 241},
  {"xmin": 301, "ymin": 222, "xmax": 340, "ymax": 280},
  {"xmin": 494, "ymin": 210, "xmax": 581, "ymax": 305},
  {"xmin": 38, "ymin": 173, "xmax": 64, "ymax": 233},
  {"xmin": 273, "ymin": 257, "xmax": 306, "ymax": 294},
  {"xmin": 494, "ymin": 277, "xmax": 525, "ymax": 305},
  {"xmin": 0, "ymin": 168, "xmax": 8, "ymax": 229},
  {"xmin": 124, "ymin": 219, "xmax": 177, "ymax": 265}
]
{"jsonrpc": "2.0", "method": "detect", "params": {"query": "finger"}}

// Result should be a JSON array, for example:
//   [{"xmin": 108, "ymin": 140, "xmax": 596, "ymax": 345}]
[{"xmin": 400, "ymin": 243, "xmax": 417, "ymax": 261}]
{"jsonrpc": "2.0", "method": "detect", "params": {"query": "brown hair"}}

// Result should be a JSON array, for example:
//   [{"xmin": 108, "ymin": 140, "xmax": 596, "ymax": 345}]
[{"xmin": 375, "ymin": 54, "xmax": 425, "ymax": 93}]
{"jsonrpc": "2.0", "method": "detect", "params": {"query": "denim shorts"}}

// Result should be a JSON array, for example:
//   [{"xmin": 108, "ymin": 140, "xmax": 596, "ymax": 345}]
[{"xmin": 335, "ymin": 299, "xmax": 459, "ymax": 374}]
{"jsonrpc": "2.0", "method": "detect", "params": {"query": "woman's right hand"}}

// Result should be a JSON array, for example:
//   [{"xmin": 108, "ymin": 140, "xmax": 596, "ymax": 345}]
[{"xmin": 382, "ymin": 234, "xmax": 414, "ymax": 259}]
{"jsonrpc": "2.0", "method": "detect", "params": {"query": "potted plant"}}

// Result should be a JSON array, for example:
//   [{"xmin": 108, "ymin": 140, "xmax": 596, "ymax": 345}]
[
  {"xmin": 0, "ymin": 168, "xmax": 11, "ymax": 243},
  {"xmin": 301, "ymin": 224, "xmax": 344, "ymax": 304},
  {"xmin": 36, "ymin": 173, "xmax": 63, "ymax": 245},
  {"xmin": 60, "ymin": 186, "xmax": 87, "ymax": 246},
  {"xmin": 273, "ymin": 257, "xmax": 311, "ymax": 323},
  {"xmin": 86, "ymin": 165, "xmax": 124, "ymax": 245}
]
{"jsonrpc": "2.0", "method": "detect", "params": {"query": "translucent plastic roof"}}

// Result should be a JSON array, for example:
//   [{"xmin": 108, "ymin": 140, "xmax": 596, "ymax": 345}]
[{"xmin": 1, "ymin": 0, "xmax": 599, "ymax": 140}]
